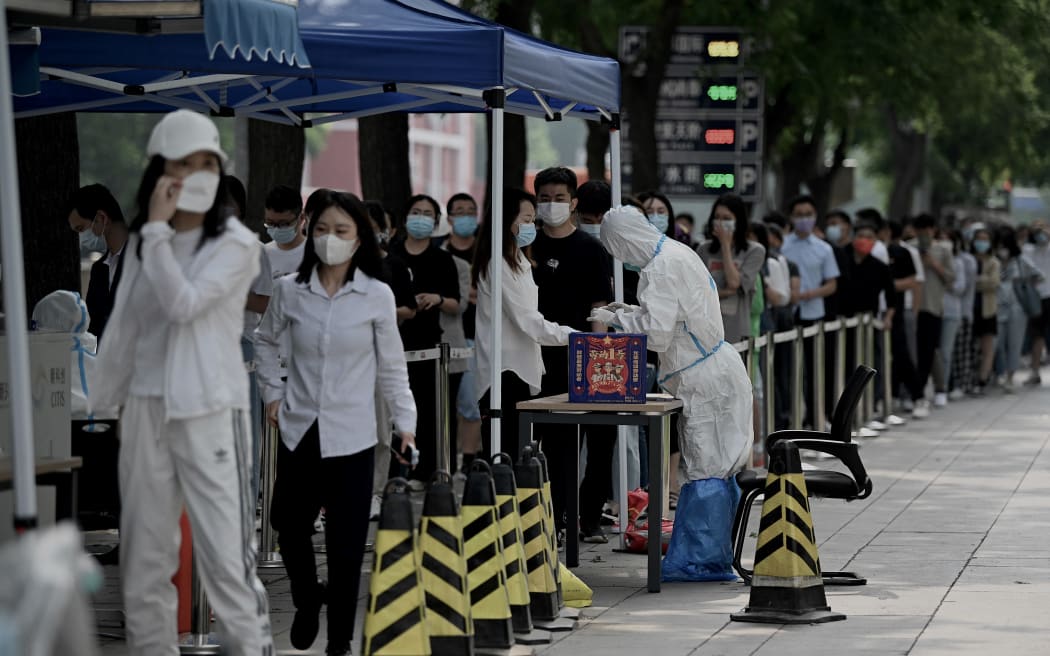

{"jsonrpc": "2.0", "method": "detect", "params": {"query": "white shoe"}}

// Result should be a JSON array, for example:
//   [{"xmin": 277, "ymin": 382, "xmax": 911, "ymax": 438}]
[
  {"xmin": 886, "ymin": 414, "xmax": 907, "ymax": 426},
  {"xmin": 1002, "ymin": 379, "xmax": 1016, "ymax": 394},
  {"xmin": 912, "ymin": 400, "xmax": 931, "ymax": 419},
  {"xmin": 948, "ymin": 388, "xmax": 965, "ymax": 401},
  {"xmin": 902, "ymin": 397, "xmax": 915, "ymax": 412},
  {"xmin": 934, "ymin": 392, "xmax": 947, "ymax": 407},
  {"xmin": 866, "ymin": 420, "xmax": 887, "ymax": 431},
  {"xmin": 856, "ymin": 427, "xmax": 879, "ymax": 438},
  {"xmin": 313, "ymin": 512, "xmax": 325, "ymax": 533},
  {"xmin": 369, "ymin": 495, "xmax": 382, "ymax": 521}
]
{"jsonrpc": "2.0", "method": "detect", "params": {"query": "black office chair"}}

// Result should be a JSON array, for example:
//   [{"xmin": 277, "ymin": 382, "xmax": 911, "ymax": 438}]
[{"xmin": 731, "ymin": 365, "xmax": 876, "ymax": 586}]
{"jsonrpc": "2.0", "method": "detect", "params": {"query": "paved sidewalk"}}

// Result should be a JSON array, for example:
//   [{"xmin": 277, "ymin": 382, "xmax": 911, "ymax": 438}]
[{"xmin": 93, "ymin": 380, "xmax": 1050, "ymax": 655}]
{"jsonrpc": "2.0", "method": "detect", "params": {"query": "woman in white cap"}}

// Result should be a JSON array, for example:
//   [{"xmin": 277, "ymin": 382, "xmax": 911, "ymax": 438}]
[
  {"xmin": 91, "ymin": 109, "xmax": 272, "ymax": 655},
  {"xmin": 589, "ymin": 205, "xmax": 752, "ymax": 582}
]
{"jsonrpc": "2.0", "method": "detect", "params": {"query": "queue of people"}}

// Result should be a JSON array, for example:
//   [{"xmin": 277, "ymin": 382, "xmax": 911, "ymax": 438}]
[{"xmin": 61, "ymin": 108, "xmax": 1050, "ymax": 653}]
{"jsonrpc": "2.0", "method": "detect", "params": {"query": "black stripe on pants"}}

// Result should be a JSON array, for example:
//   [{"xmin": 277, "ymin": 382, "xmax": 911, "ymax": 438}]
[{"xmin": 270, "ymin": 422, "xmax": 374, "ymax": 646}]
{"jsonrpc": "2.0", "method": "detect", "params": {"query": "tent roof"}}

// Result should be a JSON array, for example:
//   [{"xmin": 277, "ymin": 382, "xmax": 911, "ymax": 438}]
[{"xmin": 12, "ymin": 0, "xmax": 620, "ymax": 123}]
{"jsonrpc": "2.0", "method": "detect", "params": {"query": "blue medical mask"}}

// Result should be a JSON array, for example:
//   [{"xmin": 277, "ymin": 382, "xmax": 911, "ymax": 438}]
[
  {"xmin": 452, "ymin": 215, "xmax": 478, "ymax": 237},
  {"xmin": 79, "ymin": 223, "xmax": 107, "ymax": 253},
  {"xmin": 648, "ymin": 213, "xmax": 669, "ymax": 234},
  {"xmin": 266, "ymin": 224, "xmax": 299, "ymax": 245},
  {"xmin": 973, "ymin": 239, "xmax": 990, "ymax": 254},
  {"xmin": 405, "ymin": 214, "xmax": 436, "ymax": 239},
  {"xmin": 515, "ymin": 223, "xmax": 537, "ymax": 248},
  {"xmin": 792, "ymin": 215, "xmax": 816, "ymax": 235},
  {"xmin": 825, "ymin": 224, "xmax": 843, "ymax": 243},
  {"xmin": 580, "ymin": 223, "xmax": 602, "ymax": 239}
]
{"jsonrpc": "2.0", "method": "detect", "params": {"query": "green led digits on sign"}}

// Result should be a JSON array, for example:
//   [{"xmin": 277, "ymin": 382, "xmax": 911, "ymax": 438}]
[
  {"xmin": 707, "ymin": 85, "xmax": 737, "ymax": 101},
  {"xmin": 704, "ymin": 173, "xmax": 735, "ymax": 189}
]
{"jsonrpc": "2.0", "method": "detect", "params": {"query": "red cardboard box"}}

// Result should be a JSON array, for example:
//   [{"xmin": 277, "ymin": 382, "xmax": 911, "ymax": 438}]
[{"xmin": 568, "ymin": 333, "xmax": 648, "ymax": 403}]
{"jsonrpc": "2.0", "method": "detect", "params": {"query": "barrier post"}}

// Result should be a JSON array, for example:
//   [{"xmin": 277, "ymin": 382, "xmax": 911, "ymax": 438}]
[
  {"xmin": 436, "ymin": 342, "xmax": 452, "ymax": 474},
  {"xmin": 863, "ymin": 315, "xmax": 875, "ymax": 422},
  {"xmin": 852, "ymin": 319, "xmax": 864, "ymax": 432},
  {"xmin": 258, "ymin": 420, "xmax": 282, "ymax": 568},
  {"xmin": 178, "ymin": 555, "xmax": 221, "ymax": 654},
  {"xmin": 833, "ymin": 320, "xmax": 846, "ymax": 410},
  {"xmin": 813, "ymin": 322, "xmax": 826, "ymax": 431},
  {"xmin": 763, "ymin": 331, "xmax": 775, "ymax": 441},
  {"xmin": 792, "ymin": 326, "xmax": 804, "ymax": 430},
  {"xmin": 882, "ymin": 322, "xmax": 894, "ymax": 418}
]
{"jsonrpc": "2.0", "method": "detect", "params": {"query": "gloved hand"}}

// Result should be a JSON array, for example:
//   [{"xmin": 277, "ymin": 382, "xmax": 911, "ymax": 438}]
[
  {"xmin": 602, "ymin": 302, "xmax": 640, "ymax": 314},
  {"xmin": 587, "ymin": 308, "xmax": 617, "ymax": 326}
]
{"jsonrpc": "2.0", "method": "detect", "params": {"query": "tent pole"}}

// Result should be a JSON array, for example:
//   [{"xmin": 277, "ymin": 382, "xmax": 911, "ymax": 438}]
[
  {"xmin": 0, "ymin": 0, "xmax": 39, "ymax": 531},
  {"xmin": 489, "ymin": 88, "xmax": 505, "ymax": 457},
  {"xmin": 608, "ymin": 119, "xmax": 630, "ymax": 546}
]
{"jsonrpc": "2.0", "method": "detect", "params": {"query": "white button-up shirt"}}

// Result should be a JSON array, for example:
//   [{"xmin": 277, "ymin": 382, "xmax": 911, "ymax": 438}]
[
  {"xmin": 255, "ymin": 269, "xmax": 416, "ymax": 458},
  {"xmin": 475, "ymin": 251, "xmax": 573, "ymax": 400}
]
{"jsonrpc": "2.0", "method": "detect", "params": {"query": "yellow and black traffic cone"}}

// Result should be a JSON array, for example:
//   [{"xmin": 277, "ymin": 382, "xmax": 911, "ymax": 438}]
[
  {"xmin": 462, "ymin": 461, "xmax": 515, "ymax": 649},
  {"xmin": 731, "ymin": 440, "xmax": 846, "ymax": 625},
  {"xmin": 418, "ymin": 472, "xmax": 474, "ymax": 655},
  {"xmin": 362, "ymin": 479, "xmax": 432, "ymax": 656},
  {"xmin": 514, "ymin": 449, "xmax": 559, "ymax": 623},
  {"xmin": 491, "ymin": 454, "xmax": 552, "ymax": 646},
  {"xmin": 528, "ymin": 443, "xmax": 578, "ymax": 626}
]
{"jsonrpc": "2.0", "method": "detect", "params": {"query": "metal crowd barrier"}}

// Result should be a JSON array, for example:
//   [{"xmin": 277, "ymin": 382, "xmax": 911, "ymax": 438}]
[
  {"xmin": 731, "ymin": 312, "xmax": 892, "ymax": 439},
  {"xmin": 255, "ymin": 344, "xmax": 476, "ymax": 565}
]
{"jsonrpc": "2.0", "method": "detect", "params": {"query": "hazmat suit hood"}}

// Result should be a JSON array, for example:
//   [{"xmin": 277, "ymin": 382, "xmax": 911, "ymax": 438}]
[
  {"xmin": 33, "ymin": 290, "xmax": 91, "ymax": 335},
  {"xmin": 600, "ymin": 205, "xmax": 665, "ymax": 268}
]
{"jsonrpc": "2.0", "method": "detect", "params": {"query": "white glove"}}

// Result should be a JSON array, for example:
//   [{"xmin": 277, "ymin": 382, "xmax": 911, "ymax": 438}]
[
  {"xmin": 587, "ymin": 308, "xmax": 617, "ymax": 326},
  {"xmin": 602, "ymin": 302, "xmax": 640, "ymax": 314}
]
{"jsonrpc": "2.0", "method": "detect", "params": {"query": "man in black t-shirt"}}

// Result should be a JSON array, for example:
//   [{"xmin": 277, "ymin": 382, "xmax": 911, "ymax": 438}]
[
  {"xmin": 884, "ymin": 220, "xmax": 924, "ymax": 407},
  {"xmin": 841, "ymin": 223, "xmax": 898, "ymax": 376},
  {"xmin": 531, "ymin": 167, "xmax": 613, "ymax": 545}
]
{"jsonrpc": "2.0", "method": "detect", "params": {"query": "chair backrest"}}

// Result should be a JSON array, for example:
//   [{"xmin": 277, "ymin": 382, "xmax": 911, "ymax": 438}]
[{"xmin": 829, "ymin": 366, "xmax": 877, "ymax": 442}]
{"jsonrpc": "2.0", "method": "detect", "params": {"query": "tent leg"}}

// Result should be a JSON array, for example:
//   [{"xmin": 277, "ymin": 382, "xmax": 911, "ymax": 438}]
[
  {"xmin": 489, "ymin": 90, "xmax": 505, "ymax": 457},
  {"xmin": 607, "ymin": 123, "xmax": 630, "ymax": 545},
  {"xmin": 0, "ymin": 0, "xmax": 39, "ymax": 531}
]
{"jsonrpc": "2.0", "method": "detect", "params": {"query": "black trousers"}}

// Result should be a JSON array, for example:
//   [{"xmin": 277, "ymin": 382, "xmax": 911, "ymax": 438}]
[
  {"xmin": 271, "ymin": 423, "xmax": 374, "ymax": 646},
  {"xmin": 407, "ymin": 359, "xmax": 438, "ymax": 481},
  {"xmin": 892, "ymin": 311, "xmax": 924, "ymax": 401},
  {"xmin": 798, "ymin": 317, "xmax": 821, "ymax": 428},
  {"xmin": 480, "ymin": 370, "xmax": 534, "ymax": 466},
  {"xmin": 916, "ymin": 311, "xmax": 942, "ymax": 395}
]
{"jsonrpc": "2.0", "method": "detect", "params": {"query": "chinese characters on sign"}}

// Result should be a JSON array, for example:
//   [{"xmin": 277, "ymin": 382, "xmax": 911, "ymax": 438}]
[{"xmin": 619, "ymin": 26, "xmax": 765, "ymax": 201}]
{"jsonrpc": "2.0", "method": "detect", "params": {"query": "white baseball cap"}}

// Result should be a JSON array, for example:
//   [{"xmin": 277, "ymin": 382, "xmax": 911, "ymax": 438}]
[{"xmin": 147, "ymin": 109, "xmax": 228, "ymax": 163}]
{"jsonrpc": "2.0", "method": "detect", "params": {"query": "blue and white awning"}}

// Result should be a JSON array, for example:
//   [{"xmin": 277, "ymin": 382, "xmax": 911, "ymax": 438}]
[{"xmin": 80, "ymin": 0, "xmax": 311, "ymax": 67}]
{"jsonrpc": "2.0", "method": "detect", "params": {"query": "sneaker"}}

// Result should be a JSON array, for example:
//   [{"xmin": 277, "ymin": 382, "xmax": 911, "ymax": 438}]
[
  {"xmin": 580, "ymin": 526, "xmax": 609, "ymax": 544},
  {"xmin": 556, "ymin": 529, "xmax": 566, "ymax": 552},
  {"xmin": 866, "ymin": 420, "xmax": 887, "ymax": 431},
  {"xmin": 933, "ymin": 392, "xmax": 948, "ymax": 407},
  {"xmin": 856, "ymin": 427, "xmax": 879, "ymax": 439},
  {"xmin": 325, "ymin": 643, "xmax": 351, "ymax": 656},
  {"xmin": 407, "ymin": 479, "xmax": 426, "ymax": 493},
  {"xmin": 902, "ymin": 397, "xmax": 915, "ymax": 412},
  {"xmin": 912, "ymin": 400, "xmax": 930, "ymax": 419},
  {"xmin": 1003, "ymin": 378, "xmax": 1016, "ymax": 394},
  {"xmin": 1024, "ymin": 374, "xmax": 1043, "ymax": 387},
  {"xmin": 886, "ymin": 414, "xmax": 907, "ymax": 426},
  {"xmin": 948, "ymin": 388, "xmax": 965, "ymax": 401},
  {"xmin": 313, "ymin": 512, "xmax": 326, "ymax": 534},
  {"xmin": 369, "ymin": 495, "xmax": 382, "ymax": 521}
]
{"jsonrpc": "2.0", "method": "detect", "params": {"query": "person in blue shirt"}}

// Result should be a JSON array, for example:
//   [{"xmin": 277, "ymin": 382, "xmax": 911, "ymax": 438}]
[{"xmin": 780, "ymin": 194, "xmax": 840, "ymax": 429}]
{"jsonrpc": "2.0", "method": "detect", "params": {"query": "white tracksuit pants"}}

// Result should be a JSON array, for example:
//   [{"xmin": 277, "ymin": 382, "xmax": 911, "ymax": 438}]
[{"xmin": 118, "ymin": 396, "xmax": 273, "ymax": 655}]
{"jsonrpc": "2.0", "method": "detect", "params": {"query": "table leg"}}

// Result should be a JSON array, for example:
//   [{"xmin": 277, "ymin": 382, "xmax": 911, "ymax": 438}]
[
  {"xmin": 566, "ymin": 426, "xmax": 580, "ymax": 568},
  {"xmin": 647, "ymin": 415, "xmax": 667, "ymax": 593},
  {"xmin": 518, "ymin": 412, "xmax": 530, "ymax": 462}
]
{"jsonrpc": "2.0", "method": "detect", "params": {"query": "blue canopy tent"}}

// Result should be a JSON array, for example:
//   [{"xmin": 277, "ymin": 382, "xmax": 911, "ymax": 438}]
[
  {"xmin": 5, "ymin": 0, "xmax": 624, "ymax": 528},
  {"xmin": 0, "ymin": 0, "xmax": 310, "ymax": 531}
]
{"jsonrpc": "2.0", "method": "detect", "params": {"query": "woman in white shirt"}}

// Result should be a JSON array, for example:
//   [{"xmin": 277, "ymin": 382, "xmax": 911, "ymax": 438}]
[
  {"xmin": 472, "ymin": 187, "xmax": 575, "ymax": 460},
  {"xmin": 91, "ymin": 109, "xmax": 272, "ymax": 655},
  {"xmin": 255, "ymin": 191, "xmax": 416, "ymax": 656}
]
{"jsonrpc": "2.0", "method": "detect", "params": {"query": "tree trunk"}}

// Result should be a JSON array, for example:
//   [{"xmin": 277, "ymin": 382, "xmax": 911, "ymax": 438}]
[
  {"xmin": 885, "ymin": 106, "xmax": 927, "ymax": 221},
  {"xmin": 585, "ymin": 121, "xmax": 610, "ymax": 185},
  {"xmin": 246, "ymin": 119, "xmax": 305, "ymax": 234},
  {"xmin": 358, "ymin": 113, "xmax": 412, "ymax": 221},
  {"xmin": 622, "ymin": 0, "xmax": 686, "ymax": 194},
  {"xmin": 14, "ymin": 113, "xmax": 80, "ymax": 313}
]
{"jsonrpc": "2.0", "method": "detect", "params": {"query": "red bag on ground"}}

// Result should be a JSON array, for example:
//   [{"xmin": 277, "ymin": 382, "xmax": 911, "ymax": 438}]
[{"xmin": 622, "ymin": 488, "xmax": 674, "ymax": 554}]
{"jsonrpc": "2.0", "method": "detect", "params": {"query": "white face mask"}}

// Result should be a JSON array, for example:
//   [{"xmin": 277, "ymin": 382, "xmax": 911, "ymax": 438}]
[
  {"xmin": 537, "ymin": 202, "xmax": 572, "ymax": 227},
  {"xmin": 176, "ymin": 170, "xmax": 221, "ymax": 214},
  {"xmin": 314, "ymin": 234, "xmax": 359, "ymax": 266},
  {"xmin": 579, "ymin": 223, "xmax": 602, "ymax": 238}
]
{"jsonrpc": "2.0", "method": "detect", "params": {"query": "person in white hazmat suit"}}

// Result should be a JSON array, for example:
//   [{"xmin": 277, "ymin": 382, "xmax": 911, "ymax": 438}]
[{"xmin": 589, "ymin": 205, "xmax": 752, "ymax": 581}]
